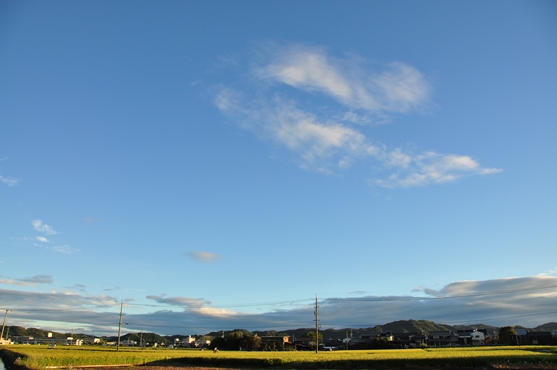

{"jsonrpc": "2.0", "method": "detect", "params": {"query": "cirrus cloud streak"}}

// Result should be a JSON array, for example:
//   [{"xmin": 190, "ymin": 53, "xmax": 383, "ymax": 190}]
[
  {"xmin": 185, "ymin": 251, "xmax": 222, "ymax": 263},
  {"xmin": 213, "ymin": 42, "xmax": 501, "ymax": 187}
]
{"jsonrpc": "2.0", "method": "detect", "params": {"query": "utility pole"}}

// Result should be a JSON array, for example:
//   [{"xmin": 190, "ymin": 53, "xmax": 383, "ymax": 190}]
[
  {"xmin": 117, "ymin": 302, "xmax": 123, "ymax": 351},
  {"xmin": 314, "ymin": 295, "xmax": 319, "ymax": 353},
  {"xmin": 1, "ymin": 309, "xmax": 12, "ymax": 341}
]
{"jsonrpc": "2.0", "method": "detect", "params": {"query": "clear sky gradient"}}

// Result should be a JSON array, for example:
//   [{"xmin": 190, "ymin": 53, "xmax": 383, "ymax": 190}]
[{"xmin": 1, "ymin": 1, "xmax": 557, "ymax": 336}]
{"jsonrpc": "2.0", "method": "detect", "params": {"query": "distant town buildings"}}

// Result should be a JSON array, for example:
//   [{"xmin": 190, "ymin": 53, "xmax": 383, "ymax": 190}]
[{"xmin": 7, "ymin": 336, "xmax": 86, "ymax": 346}]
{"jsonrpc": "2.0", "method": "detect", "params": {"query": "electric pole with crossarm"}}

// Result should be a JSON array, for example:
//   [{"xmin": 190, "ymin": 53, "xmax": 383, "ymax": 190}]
[
  {"xmin": 1, "ymin": 309, "xmax": 12, "ymax": 342},
  {"xmin": 314, "ymin": 296, "xmax": 319, "ymax": 353}
]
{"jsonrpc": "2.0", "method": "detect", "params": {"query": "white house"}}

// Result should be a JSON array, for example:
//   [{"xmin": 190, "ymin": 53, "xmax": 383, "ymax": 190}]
[{"xmin": 470, "ymin": 331, "xmax": 485, "ymax": 345}]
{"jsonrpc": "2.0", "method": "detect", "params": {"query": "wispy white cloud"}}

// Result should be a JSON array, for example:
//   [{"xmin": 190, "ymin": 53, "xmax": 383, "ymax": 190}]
[
  {"xmin": 20, "ymin": 274, "xmax": 53, "ymax": 285},
  {"xmin": 0, "ymin": 175, "xmax": 20, "ymax": 186},
  {"xmin": 28, "ymin": 221, "xmax": 78, "ymax": 254},
  {"xmin": 49, "ymin": 245, "xmax": 80, "ymax": 255},
  {"xmin": 375, "ymin": 151, "xmax": 503, "ymax": 188},
  {"xmin": 213, "ymin": 42, "xmax": 500, "ymax": 187},
  {"xmin": 102, "ymin": 286, "xmax": 121, "ymax": 292},
  {"xmin": 419, "ymin": 277, "xmax": 557, "ymax": 302},
  {"xmin": 215, "ymin": 90, "xmax": 377, "ymax": 173},
  {"xmin": 72, "ymin": 284, "xmax": 87, "ymax": 293},
  {"xmin": 257, "ymin": 45, "xmax": 356, "ymax": 105},
  {"xmin": 185, "ymin": 251, "xmax": 222, "ymax": 263},
  {"xmin": 373, "ymin": 62, "xmax": 431, "ymax": 113},
  {"xmin": 0, "ymin": 279, "xmax": 23, "ymax": 286},
  {"xmin": 147, "ymin": 294, "xmax": 211, "ymax": 309},
  {"xmin": 0, "ymin": 274, "xmax": 53, "ymax": 286},
  {"xmin": 538, "ymin": 267, "xmax": 557, "ymax": 276},
  {"xmin": 255, "ymin": 44, "xmax": 430, "ymax": 113},
  {"xmin": 349, "ymin": 290, "xmax": 368, "ymax": 295},
  {"xmin": 146, "ymin": 294, "xmax": 238, "ymax": 318},
  {"xmin": 32, "ymin": 219, "xmax": 58, "ymax": 235},
  {"xmin": 0, "ymin": 157, "xmax": 20, "ymax": 186}
]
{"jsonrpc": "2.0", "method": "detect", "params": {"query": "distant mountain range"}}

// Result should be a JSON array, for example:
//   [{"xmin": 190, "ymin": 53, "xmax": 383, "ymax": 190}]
[{"xmin": 6, "ymin": 319, "xmax": 557, "ymax": 344}]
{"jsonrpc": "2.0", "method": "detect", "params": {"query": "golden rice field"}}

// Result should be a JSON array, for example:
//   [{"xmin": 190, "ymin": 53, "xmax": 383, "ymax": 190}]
[{"xmin": 2, "ymin": 345, "xmax": 557, "ymax": 369}]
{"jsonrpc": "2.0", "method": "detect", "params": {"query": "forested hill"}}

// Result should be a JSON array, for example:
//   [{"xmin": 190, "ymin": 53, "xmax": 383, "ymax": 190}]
[
  {"xmin": 531, "ymin": 322, "xmax": 557, "ymax": 331},
  {"xmin": 247, "ymin": 319, "xmax": 471, "ymax": 340},
  {"xmin": 372, "ymin": 319, "xmax": 456, "ymax": 334}
]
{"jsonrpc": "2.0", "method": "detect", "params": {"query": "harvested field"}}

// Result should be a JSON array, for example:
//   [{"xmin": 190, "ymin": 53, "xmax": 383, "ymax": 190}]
[{"xmin": 2, "ymin": 345, "xmax": 557, "ymax": 370}]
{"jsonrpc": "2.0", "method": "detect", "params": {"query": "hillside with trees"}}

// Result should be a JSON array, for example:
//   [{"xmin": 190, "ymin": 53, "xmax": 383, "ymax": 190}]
[{"xmin": 533, "ymin": 322, "xmax": 557, "ymax": 332}]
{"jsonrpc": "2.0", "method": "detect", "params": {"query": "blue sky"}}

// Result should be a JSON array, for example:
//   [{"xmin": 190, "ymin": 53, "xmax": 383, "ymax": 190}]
[{"xmin": 1, "ymin": 0, "xmax": 557, "ymax": 336}]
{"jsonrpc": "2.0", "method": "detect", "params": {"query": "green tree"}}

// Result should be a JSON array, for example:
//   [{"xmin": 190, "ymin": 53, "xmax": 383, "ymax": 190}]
[
  {"xmin": 304, "ymin": 330, "xmax": 323, "ymax": 350},
  {"xmin": 304, "ymin": 330, "xmax": 323, "ymax": 341},
  {"xmin": 498, "ymin": 326, "xmax": 518, "ymax": 345},
  {"xmin": 239, "ymin": 334, "xmax": 260, "ymax": 350},
  {"xmin": 210, "ymin": 336, "xmax": 227, "ymax": 350},
  {"xmin": 209, "ymin": 331, "xmax": 260, "ymax": 350}
]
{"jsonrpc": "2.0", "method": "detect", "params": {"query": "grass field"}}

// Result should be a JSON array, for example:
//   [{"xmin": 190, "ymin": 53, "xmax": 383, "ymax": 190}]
[{"xmin": 2, "ymin": 345, "xmax": 557, "ymax": 369}]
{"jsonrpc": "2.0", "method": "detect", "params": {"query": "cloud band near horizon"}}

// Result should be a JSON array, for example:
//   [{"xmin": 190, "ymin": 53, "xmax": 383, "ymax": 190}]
[{"xmin": 0, "ymin": 275, "xmax": 555, "ymax": 336}]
